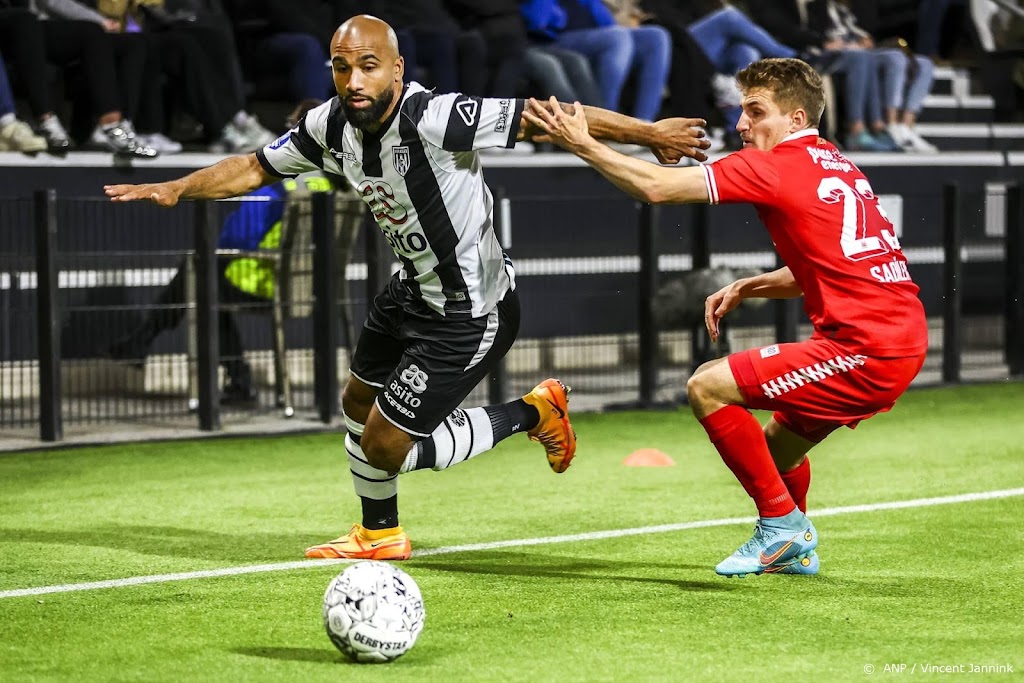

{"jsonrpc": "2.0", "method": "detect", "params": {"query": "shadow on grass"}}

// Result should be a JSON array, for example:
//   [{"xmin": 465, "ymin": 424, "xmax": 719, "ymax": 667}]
[
  {"xmin": 2, "ymin": 524, "xmax": 317, "ymax": 563},
  {"xmin": 231, "ymin": 646, "xmax": 346, "ymax": 665},
  {"xmin": 409, "ymin": 550, "xmax": 734, "ymax": 591}
]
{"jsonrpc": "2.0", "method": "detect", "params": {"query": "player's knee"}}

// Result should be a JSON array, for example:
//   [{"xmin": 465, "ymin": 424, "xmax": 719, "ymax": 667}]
[
  {"xmin": 360, "ymin": 431, "xmax": 406, "ymax": 474},
  {"xmin": 341, "ymin": 382, "xmax": 375, "ymax": 420},
  {"xmin": 686, "ymin": 372, "xmax": 711, "ymax": 410}
]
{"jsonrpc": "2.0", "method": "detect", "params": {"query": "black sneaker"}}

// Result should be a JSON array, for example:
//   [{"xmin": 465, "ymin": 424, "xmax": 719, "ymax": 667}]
[{"xmin": 37, "ymin": 115, "xmax": 71, "ymax": 156}]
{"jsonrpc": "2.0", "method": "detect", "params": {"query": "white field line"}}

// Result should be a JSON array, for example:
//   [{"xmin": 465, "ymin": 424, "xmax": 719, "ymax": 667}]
[{"xmin": 2, "ymin": 487, "xmax": 1022, "ymax": 600}]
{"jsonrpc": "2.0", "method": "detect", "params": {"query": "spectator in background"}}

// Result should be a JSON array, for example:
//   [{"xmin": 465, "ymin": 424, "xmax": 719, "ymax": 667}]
[
  {"xmin": 521, "ymin": 42, "xmax": 602, "ymax": 107},
  {"xmin": 0, "ymin": 50, "xmax": 47, "ymax": 153},
  {"xmin": 845, "ymin": 0, "xmax": 937, "ymax": 152},
  {"xmin": 638, "ymin": 0, "xmax": 795, "ymax": 148},
  {"xmin": 445, "ymin": 0, "xmax": 527, "ymax": 97},
  {"xmin": 916, "ymin": 0, "xmax": 965, "ymax": 59},
  {"xmin": 125, "ymin": 0, "xmax": 276, "ymax": 152},
  {"xmin": 750, "ymin": 0, "xmax": 899, "ymax": 152},
  {"xmin": 223, "ymin": 0, "xmax": 334, "ymax": 102},
  {"xmin": 371, "ymin": 0, "xmax": 478, "ymax": 93},
  {"xmin": 521, "ymin": 0, "xmax": 671, "ymax": 121},
  {"xmin": 0, "ymin": 0, "xmax": 156, "ymax": 157}
]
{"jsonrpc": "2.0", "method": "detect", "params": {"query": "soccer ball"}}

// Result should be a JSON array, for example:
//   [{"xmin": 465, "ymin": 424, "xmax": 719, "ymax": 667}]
[{"xmin": 322, "ymin": 561, "xmax": 425, "ymax": 663}]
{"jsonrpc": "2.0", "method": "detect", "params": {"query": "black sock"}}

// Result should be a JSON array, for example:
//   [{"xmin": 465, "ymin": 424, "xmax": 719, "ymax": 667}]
[
  {"xmin": 484, "ymin": 398, "xmax": 540, "ymax": 441},
  {"xmin": 361, "ymin": 494, "xmax": 399, "ymax": 530}
]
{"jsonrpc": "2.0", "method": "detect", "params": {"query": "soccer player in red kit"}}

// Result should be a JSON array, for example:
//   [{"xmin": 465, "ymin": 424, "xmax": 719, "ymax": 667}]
[{"xmin": 524, "ymin": 57, "xmax": 928, "ymax": 576}]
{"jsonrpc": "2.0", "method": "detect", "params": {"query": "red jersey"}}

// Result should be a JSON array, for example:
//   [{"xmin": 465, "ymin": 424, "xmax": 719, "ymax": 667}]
[{"xmin": 701, "ymin": 129, "xmax": 928, "ymax": 357}]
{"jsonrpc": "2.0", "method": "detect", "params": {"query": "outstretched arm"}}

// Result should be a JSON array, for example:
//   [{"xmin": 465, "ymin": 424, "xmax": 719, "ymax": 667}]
[
  {"xmin": 704, "ymin": 267, "xmax": 801, "ymax": 342},
  {"xmin": 522, "ymin": 97, "xmax": 710, "ymax": 204},
  {"xmin": 104, "ymin": 154, "xmax": 276, "ymax": 206},
  {"xmin": 520, "ymin": 97, "xmax": 711, "ymax": 164}
]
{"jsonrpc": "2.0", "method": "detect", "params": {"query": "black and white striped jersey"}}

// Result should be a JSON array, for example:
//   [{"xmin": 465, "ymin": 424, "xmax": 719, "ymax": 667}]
[{"xmin": 256, "ymin": 82, "xmax": 525, "ymax": 319}]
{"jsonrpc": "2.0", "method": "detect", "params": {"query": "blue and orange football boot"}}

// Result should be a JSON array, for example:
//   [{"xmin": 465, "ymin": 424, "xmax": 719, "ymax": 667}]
[
  {"xmin": 715, "ymin": 511, "xmax": 818, "ymax": 577},
  {"xmin": 523, "ymin": 378, "xmax": 577, "ymax": 473},
  {"xmin": 763, "ymin": 550, "xmax": 820, "ymax": 575}
]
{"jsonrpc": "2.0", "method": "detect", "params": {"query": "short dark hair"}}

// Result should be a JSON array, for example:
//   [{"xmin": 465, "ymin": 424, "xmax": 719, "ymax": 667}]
[{"xmin": 736, "ymin": 58, "xmax": 825, "ymax": 127}]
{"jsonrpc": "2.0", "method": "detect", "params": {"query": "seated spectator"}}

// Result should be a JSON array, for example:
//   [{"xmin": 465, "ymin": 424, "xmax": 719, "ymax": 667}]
[
  {"xmin": 370, "ymin": 0, "xmax": 478, "ymax": 94},
  {"xmin": 445, "ymin": 0, "xmax": 528, "ymax": 97},
  {"xmin": 968, "ymin": 0, "xmax": 1024, "ymax": 121},
  {"xmin": 223, "ymin": 0, "xmax": 334, "ymax": 103},
  {"xmin": 522, "ymin": 43, "xmax": 602, "ymax": 106},
  {"xmin": 0, "ymin": 0, "xmax": 156, "ymax": 157},
  {"xmin": 0, "ymin": 50, "xmax": 47, "ymax": 154},
  {"xmin": 521, "ymin": 0, "xmax": 671, "ymax": 121},
  {"xmin": 750, "ymin": 0, "xmax": 899, "ymax": 152},
  {"xmin": 638, "ymin": 0, "xmax": 794, "ymax": 147},
  {"xmin": 825, "ymin": 0, "xmax": 937, "ymax": 152},
  {"xmin": 126, "ymin": 0, "xmax": 276, "ymax": 152}
]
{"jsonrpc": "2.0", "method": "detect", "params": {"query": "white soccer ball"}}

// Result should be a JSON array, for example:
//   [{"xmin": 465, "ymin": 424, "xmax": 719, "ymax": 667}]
[{"xmin": 322, "ymin": 561, "xmax": 425, "ymax": 663}]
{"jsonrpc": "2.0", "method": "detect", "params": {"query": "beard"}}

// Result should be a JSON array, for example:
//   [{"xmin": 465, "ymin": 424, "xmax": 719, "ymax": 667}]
[{"xmin": 342, "ymin": 87, "xmax": 396, "ymax": 130}]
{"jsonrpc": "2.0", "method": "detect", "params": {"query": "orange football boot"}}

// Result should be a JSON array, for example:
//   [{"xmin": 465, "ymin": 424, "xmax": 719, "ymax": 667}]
[
  {"xmin": 304, "ymin": 523, "xmax": 411, "ymax": 560},
  {"xmin": 523, "ymin": 378, "xmax": 577, "ymax": 473}
]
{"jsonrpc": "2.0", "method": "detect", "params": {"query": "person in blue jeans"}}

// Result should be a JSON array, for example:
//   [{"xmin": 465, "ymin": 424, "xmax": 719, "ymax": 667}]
[
  {"xmin": 0, "ymin": 50, "xmax": 46, "ymax": 153},
  {"xmin": 681, "ymin": 3, "xmax": 796, "ymax": 139},
  {"xmin": 521, "ymin": 0, "xmax": 670, "ymax": 121}
]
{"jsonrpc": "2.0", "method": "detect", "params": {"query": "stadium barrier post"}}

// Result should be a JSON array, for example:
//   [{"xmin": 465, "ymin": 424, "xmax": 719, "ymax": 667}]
[
  {"xmin": 1006, "ymin": 183, "xmax": 1024, "ymax": 376},
  {"xmin": 690, "ymin": 202, "xmax": 712, "ymax": 374},
  {"xmin": 488, "ymin": 187, "xmax": 509, "ymax": 405},
  {"xmin": 942, "ymin": 183, "xmax": 962, "ymax": 384},
  {"xmin": 33, "ymin": 189, "xmax": 62, "ymax": 442},
  {"xmin": 638, "ymin": 202, "xmax": 660, "ymax": 406},
  {"xmin": 194, "ymin": 200, "xmax": 221, "ymax": 431},
  {"xmin": 312, "ymin": 191, "xmax": 339, "ymax": 423}
]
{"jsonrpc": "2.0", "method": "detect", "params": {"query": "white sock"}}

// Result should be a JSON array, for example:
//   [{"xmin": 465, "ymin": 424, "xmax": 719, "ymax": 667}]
[
  {"xmin": 399, "ymin": 407, "xmax": 496, "ymax": 473},
  {"xmin": 345, "ymin": 415, "xmax": 397, "ymax": 501},
  {"xmin": 0, "ymin": 113, "xmax": 16, "ymax": 128}
]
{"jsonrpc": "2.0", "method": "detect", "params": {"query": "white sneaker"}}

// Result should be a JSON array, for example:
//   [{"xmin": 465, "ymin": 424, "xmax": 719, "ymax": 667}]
[
  {"xmin": 903, "ymin": 125, "xmax": 938, "ymax": 153},
  {"xmin": 886, "ymin": 122, "xmax": 913, "ymax": 147},
  {"xmin": 209, "ymin": 122, "xmax": 252, "ymax": 153},
  {"xmin": 140, "ymin": 132, "xmax": 183, "ymax": 154},
  {"xmin": 0, "ymin": 119, "xmax": 47, "ymax": 154},
  {"xmin": 711, "ymin": 73, "xmax": 742, "ymax": 109},
  {"xmin": 235, "ymin": 112, "xmax": 276, "ymax": 150}
]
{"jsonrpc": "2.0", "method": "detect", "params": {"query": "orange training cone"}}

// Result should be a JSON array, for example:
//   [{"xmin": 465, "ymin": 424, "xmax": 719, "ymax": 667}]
[{"xmin": 623, "ymin": 448, "xmax": 675, "ymax": 467}]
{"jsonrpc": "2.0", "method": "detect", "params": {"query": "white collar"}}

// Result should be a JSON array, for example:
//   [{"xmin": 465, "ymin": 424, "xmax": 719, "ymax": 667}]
[{"xmin": 780, "ymin": 128, "xmax": 820, "ymax": 143}]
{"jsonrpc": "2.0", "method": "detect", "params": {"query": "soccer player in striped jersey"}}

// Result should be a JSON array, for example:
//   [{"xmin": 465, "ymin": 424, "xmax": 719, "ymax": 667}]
[
  {"xmin": 104, "ymin": 14, "xmax": 711, "ymax": 560},
  {"xmin": 526, "ymin": 58, "xmax": 929, "ymax": 577}
]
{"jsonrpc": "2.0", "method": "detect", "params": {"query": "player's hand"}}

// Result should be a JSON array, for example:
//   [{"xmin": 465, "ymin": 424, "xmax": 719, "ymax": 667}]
[
  {"xmin": 704, "ymin": 280, "xmax": 745, "ymax": 343},
  {"xmin": 104, "ymin": 182, "xmax": 181, "ymax": 206},
  {"xmin": 523, "ymin": 97, "xmax": 593, "ymax": 153},
  {"xmin": 649, "ymin": 118, "xmax": 711, "ymax": 164}
]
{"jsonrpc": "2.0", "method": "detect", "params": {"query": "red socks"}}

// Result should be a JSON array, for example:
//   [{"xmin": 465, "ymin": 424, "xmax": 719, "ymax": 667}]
[
  {"xmin": 699, "ymin": 405, "xmax": 795, "ymax": 518},
  {"xmin": 780, "ymin": 456, "xmax": 811, "ymax": 513}
]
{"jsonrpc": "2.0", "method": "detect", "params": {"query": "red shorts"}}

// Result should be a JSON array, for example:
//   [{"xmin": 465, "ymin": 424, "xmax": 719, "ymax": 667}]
[{"xmin": 728, "ymin": 338, "xmax": 926, "ymax": 442}]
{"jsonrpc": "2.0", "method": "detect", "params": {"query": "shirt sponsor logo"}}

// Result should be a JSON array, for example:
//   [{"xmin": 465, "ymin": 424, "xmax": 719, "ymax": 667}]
[
  {"xmin": 328, "ymin": 147, "xmax": 358, "ymax": 164},
  {"xmin": 494, "ymin": 99, "xmax": 511, "ymax": 133},
  {"xmin": 399, "ymin": 364, "xmax": 428, "ymax": 394},
  {"xmin": 269, "ymin": 132, "xmax": 290, "ymax": 150},
  {"xmin": 392, "ymin": 145, "xmax": 410, "ymax": 176},
  {"xmin": 806, "ymin": 146, "xmax": 852, "ymax": 173},
  {"xmin": 456, "ymin": 99, "xmax": 478, "ymax": 126}
]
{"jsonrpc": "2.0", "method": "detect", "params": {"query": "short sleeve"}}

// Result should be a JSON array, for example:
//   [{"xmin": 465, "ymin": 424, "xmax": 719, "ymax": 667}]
[
  {"xmin": 256, "ymin": 99, "xmax": 334, "ymax": 177},
  {"xmin": 417, "ymin": 93, "xmax": 525, "ymax": 151},
  {"xmin": 701, "ymin": 149, "xmax": 782, "ymax": 207}
]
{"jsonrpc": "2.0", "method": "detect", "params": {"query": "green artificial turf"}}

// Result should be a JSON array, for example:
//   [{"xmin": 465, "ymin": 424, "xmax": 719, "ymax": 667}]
[{"xmin": 1, "ymin": 383, "xmax": 1022, "ymax": 681}]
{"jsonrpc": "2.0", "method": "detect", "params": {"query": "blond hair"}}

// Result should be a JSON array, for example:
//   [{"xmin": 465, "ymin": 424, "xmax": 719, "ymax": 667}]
[{"xmin": 736, "ymin": 58, "xmax": 825, "ymax": 127}]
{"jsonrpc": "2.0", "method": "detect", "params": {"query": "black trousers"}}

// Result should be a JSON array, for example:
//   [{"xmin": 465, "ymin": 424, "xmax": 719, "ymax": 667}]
[{"xmin": 143, "ymin": 258, "xmax": 269, "ymax": 382}]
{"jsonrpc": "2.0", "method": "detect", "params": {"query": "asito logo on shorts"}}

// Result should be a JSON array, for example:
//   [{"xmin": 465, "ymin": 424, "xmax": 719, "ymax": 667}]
[{"xmin": 399, "ymin": 364, "xmax": 429, "ymax": 394}]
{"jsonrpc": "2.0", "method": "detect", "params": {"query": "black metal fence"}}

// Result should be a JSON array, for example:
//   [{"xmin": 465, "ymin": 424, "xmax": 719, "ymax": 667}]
[{"xmin": 1, "ymin": 183, "xmax": 1021, "ymax": 443}]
